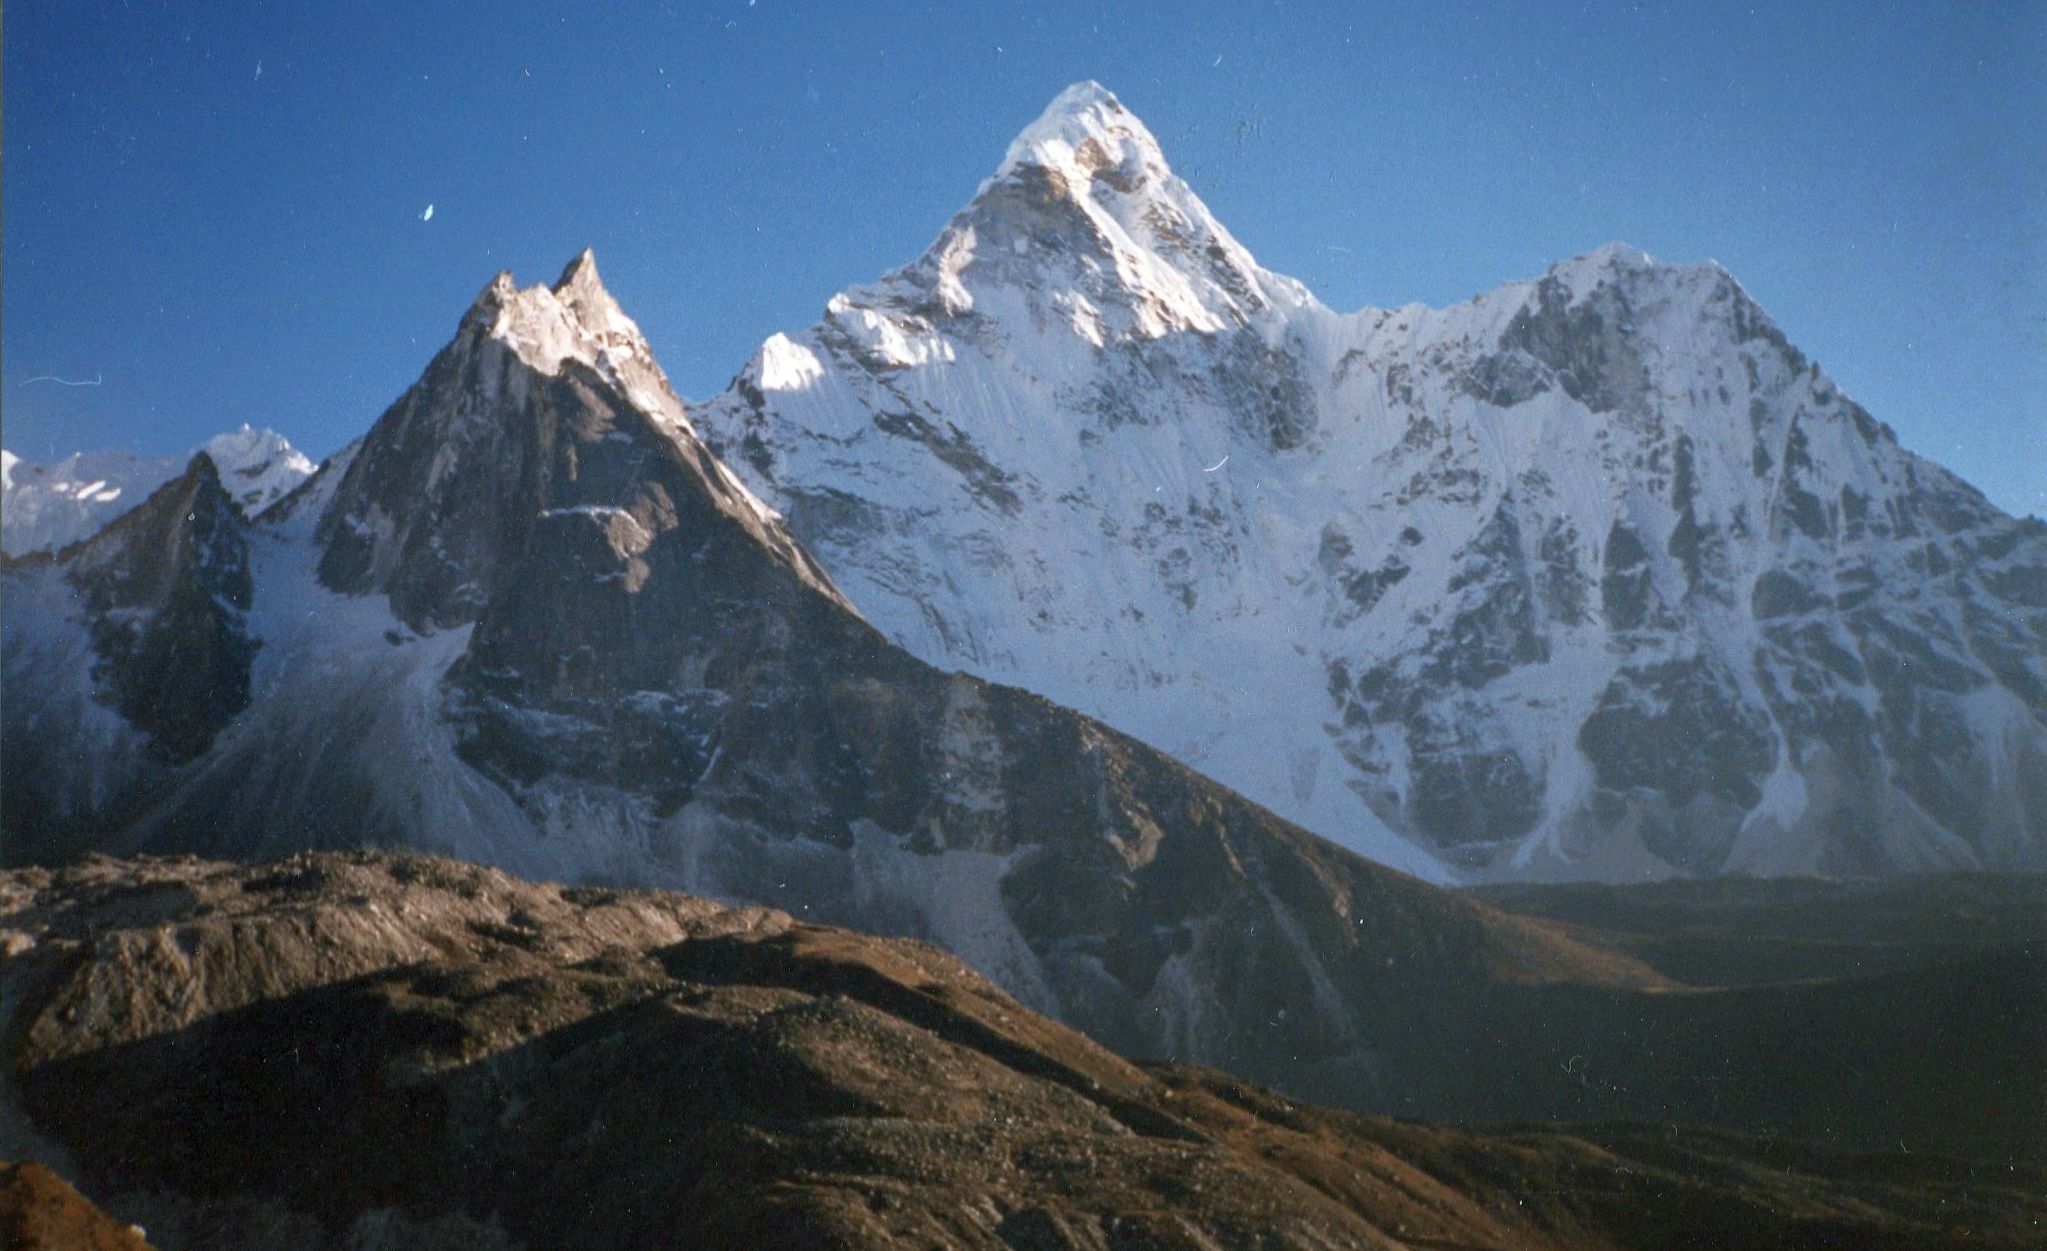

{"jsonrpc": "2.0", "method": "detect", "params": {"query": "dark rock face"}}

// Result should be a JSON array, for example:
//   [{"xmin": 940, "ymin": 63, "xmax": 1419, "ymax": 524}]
[
  {"xmin": 1578, "ymin": 656, "xmax": 1776, "ymax": 808},
  {"xmin": 1772, "ymin": 420, "xmax": 1833, "ymax": 542},
  {"xmin": 1457, "ymin": 345, "xmax": 1552, "ymax": 408},
  {"xmin": 1410, "ymin": 503, "xmax": 1552, "ymax": 690},
  {"xmin": 1405, "ymin": 721, "xmax": 1544, "ymax": 854},
  {"xmin": 1495, "ymin": 271, "xmax": 1652, "ymax": 417},
  {"xmin": 871, "ymin": 409, "xmax": 1025, "ymax": 514},
  {"xmin": 69, "ymin": 454, "xmax": 256, "ymax": 759},
  {"xmin": 1538, "ymin": 519, "xmax": 1593, "ymax": 625},
  {"xmin": 5, "ymin": 853, "xmax": 2040, "ymax": 1251},
  {"xmin": 1599, "ymin": 519, "xmax": 1657, "ymax": 631},
  {"xmin": 447, "ymin": 368, "xmax": 870, "ymax": 708},
  {"xmin": 1317, "ymin": 257, "xmax": 2047, "ymax": 878},
  {"xmin": 1751, "ymin": 568, "xmax": 1827, "ymax": 618},
  {"xmin": 312, "ymin": 325, "xmax": 530, "ymax": 629},
  {"xmin": 1578, "ymin": 655, "xmax": 1778, "ymax": 873},
  {"xmin": 1316, "ymin": 522, "xmax": 1410, "ymax": 623}
]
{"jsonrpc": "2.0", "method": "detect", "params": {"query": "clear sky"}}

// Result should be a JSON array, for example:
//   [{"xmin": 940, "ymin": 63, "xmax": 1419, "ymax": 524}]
[{"xmin": 6, "ymin": 1, "xmax": 2042, "ymax": 516}]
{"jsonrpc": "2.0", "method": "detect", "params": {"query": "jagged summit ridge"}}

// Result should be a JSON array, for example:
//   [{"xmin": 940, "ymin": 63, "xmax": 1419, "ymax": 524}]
[
  {"xmin": 471, "ymin": 248, "xmax": 640, "ymax": 352},
  {"xmin": 460, "ymin": 249, "xmax": 683, "ymax": 421},
  {"xmin": 318, "ymin": 250, "xmax": 829, "ymax": 630}
]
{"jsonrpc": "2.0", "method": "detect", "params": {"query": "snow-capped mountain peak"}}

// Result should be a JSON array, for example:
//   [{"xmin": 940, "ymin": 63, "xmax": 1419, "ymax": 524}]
[
  {"xmin": 698, "ymin": 87, "xmax": 2047, "ymax": 884},
  {"xmin": 993, "ymin": 80, "xmax": 1165, "ymax": 186},
  {"xmin": 748, "ymin": 333, "xmax": 829, "ymax": 394},
  {"xmin": 200, "ymin": 424, "xmax": 318, "ymax": 514},
  {"xmin": 316, "ymin": 251, "xmax": 829, "ymax": 629},
  {"xmin": 828, "ymin": 81, "xmax": 1312, "ymax": 354},
  {"xmin": 451, "ymin": 249, "xmax": 710, "ymax": 455},
  {"xmin": 467, "ymin": 266, "xmax": 587, "ymax": 374},
  {"xmin": 1547, "ymin": 241, "xmax": 1658, "ymax": 286}
]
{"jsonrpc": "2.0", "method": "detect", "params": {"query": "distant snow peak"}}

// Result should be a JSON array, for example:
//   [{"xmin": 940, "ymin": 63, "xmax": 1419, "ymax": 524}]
[
  {"xmin": 2, "ymin": 427, "xmax": 314, "ymax": 557},
  {"xmin": 1538, "ymin": 243, "xmax": 1685, "ymax": 302},
  {"xmin": 1565, "ymin": 241, "xmax": 1657, "ymax": 275},
  {"xmin": 200, "ymin": 426, "xmax": 317, "ymax": 518}
]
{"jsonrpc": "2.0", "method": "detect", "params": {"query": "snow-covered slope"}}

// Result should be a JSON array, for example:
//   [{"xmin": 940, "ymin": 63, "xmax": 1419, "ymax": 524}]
[
  {"xmin": 698, "ymin": 82, "xmax": 2047, "ymax": 882},
  {"xmin": 3, "ymin": 252, "xmax": 1651, "ymax": 1114},
  {"xmin": 1, "ymin": 425, "xmax": 313, "ymax": 556}
]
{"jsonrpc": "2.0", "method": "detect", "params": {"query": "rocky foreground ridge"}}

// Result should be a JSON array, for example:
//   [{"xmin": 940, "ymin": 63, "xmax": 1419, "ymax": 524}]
[{"xmin": 3, "ymin": 852, "xmax": 2040, "ymax": 1251}]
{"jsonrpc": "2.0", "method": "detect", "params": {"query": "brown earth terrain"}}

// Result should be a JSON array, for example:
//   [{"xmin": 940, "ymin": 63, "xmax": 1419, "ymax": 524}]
[
  {"xmin": 0, "ymin": 1160, "xmax": 155, "ymax": 1250},
  {"xmin": 2, "ymin": 852, "xmax": 2040, "ymax": 1250}
]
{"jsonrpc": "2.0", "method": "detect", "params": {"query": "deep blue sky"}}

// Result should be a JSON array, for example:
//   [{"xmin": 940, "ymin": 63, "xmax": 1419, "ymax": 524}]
[{"xmin": 6, "ymin": 1, "xmax": 2043, "ymax": 515}]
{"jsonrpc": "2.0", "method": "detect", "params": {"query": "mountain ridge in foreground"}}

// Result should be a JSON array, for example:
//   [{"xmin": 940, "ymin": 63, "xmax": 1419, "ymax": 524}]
[
  {"xmin": 699, "ymin": 81, "xmax": 2047, "ymax": 883},
  {"xmin": 4, "ymin": 851, "xmax": 2039, "ymax": 1251}
]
